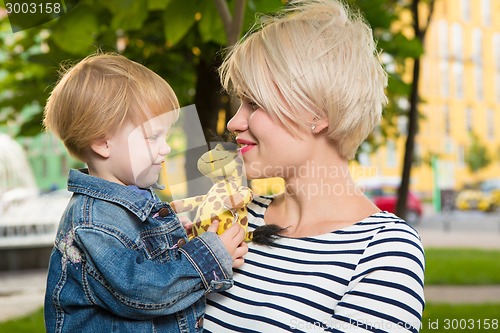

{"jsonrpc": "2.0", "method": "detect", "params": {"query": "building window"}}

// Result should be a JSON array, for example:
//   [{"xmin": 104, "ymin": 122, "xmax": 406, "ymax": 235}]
[
  {"xmin": 437, "ymin": 20, "xmax": 448, "ymax": 58},
  {"xmin": 458, "ymin": 144, "xmax": 465, "ymax": 167},
  {"xmin": 496, "ymin": 72, "xmax": 500, "ymax": 104},
  {"xmin": 482, "ymin": 0, "xmax": 491, "ymax": 26},
  {"xmin": 461, "ymin": 0, "xmax": 471, "ymax": 22},
  {"xmin": 487, "ymin": 108, "xmax": 495, "ymax": 140},
  {"xmin": 472, "ymin": 28, "xmax": 482, "ymax": 64},
  {"xmin": 454, "ymin": 62, "xmax": 464, "ymax": 98},
  {"xmin": 451, "ymin": 24, "xmax": 463, "ymax": 61},
  {"xmin": 465, "ymin": 107, "xmax": 473, "ymax": 132},
  {"xmin": 398, "ymin": 115, "xmax": 408, "ymax": 136},
  {"xmin": 494, "ymin": 33, "xmax": 500, "ymax": 71},
  {"xmin": 387, "ymin": 141, "xmax": 397, "ymax": 168},
  {"xmin": 474, "ymin": 65, "xmax": 484, "ymax": 100},
  {"xmin": 444, "ymin": 105, "xmax": 451, "ymax": 136},
  {"xmin": 440, "ymin": 61, "xmax": 450, "ymax": 97}
]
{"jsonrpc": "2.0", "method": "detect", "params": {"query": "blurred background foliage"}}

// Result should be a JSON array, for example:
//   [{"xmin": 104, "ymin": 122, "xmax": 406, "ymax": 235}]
[{"xmin": 0, "ymin": 0, "xmax": 422, "ymax": 148}]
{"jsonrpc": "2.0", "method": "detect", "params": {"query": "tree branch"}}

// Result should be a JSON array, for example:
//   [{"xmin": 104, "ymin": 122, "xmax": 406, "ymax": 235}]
[
  {"xmin": 213, "ymin": 0, "xmax": 233, "ymax": 42},
  {"xmin": 421, "ymin": 0, "xmax": 436, "ymax": 39},
  {"xmin": 229, "ymin": 0, "xmax": 247, "ymax": 45}
]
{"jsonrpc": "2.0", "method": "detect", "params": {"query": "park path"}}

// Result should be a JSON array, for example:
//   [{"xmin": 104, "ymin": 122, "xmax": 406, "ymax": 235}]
[{"xmin": 419, "ymin": 228, "xmax": 500, "ymax": 304}]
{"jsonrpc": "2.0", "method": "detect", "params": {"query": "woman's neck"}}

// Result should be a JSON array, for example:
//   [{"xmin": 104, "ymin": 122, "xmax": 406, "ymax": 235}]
[{"xmin": 265, "ymin": 163, "xmax": 379, "ymax": 238}]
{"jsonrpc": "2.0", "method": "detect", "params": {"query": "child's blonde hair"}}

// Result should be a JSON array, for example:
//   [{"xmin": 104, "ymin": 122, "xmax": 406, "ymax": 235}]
[
  {"xmin": 43, "ymin": 53, "xmax": 179, "ymax": 162},
  {"xmin": 220, "ymin": 0, "xmax": 388, "ymax": 160}
]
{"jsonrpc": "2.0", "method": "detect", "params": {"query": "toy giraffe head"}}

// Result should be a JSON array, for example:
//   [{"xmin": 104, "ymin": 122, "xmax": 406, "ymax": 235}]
[
  {"xmin": 197, "ymin": 144, "xmax": 243, "ymax": 185},
  {"xmin": 170, "ymin": 143, "xmax": 253, "ymax": 241}
]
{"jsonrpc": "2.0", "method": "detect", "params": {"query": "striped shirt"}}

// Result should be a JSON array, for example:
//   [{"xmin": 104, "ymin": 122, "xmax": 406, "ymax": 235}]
[{"xmin": 204, "ymin": 196, "xmax": 425, "ymax": 333}]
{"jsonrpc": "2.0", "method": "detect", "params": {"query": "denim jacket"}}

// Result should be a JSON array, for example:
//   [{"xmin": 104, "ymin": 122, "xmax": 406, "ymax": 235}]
[{"xmin": 44, "ymin": 169, "xmax": 233, "ymax": 333}]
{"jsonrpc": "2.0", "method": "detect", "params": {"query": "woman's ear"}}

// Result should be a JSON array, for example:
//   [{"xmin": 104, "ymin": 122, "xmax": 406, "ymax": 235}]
[
  {"xmin": 90, "ymin": 138, "xmax": 111, "ymax": 158},
  {"xmin": 312, "ymin": 118, "xmax": 329, "ymax": 134}
]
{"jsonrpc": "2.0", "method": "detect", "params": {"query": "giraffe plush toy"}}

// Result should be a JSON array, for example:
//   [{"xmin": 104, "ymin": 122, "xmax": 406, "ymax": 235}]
[{"xmin": 170, "ymin": 143, "xmax": 254, "ymax": 242}]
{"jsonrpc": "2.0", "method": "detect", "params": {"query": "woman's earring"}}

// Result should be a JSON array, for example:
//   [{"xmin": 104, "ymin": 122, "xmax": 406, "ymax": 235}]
[{"xmin": 311, "ymin": 124, "xmax": 316, "ymax": 131}]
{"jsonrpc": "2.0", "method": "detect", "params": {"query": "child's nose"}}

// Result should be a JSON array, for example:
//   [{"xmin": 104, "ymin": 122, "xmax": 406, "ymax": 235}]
[{"xmin": 159, "ymin": 141, "xmax": 171, "ymax": 156}]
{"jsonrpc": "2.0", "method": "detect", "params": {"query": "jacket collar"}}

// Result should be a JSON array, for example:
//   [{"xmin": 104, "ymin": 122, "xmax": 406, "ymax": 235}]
[{"xmin": 67, "ymin": 169, "xmax": 156, "ymax": 221}]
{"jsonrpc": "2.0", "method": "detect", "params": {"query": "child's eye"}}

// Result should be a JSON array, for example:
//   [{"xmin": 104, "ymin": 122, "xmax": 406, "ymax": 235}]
[{"xmin": 147, "ymin": 134, "xmax": 159, "ymax": 141}]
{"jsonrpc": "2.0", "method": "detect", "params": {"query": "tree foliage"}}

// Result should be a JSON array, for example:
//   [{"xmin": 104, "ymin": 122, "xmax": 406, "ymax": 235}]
[
  {"xmin": 0, "ymin": 0, "xmax": 421, "ymax": 152},
  {"xmin": 465, "ymin": 132, "xmax": 491, "ymax": 173}
]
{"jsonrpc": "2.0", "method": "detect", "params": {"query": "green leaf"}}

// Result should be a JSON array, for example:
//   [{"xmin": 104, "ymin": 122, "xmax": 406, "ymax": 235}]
[
  {"xmin": 104, "ymin": 0, "xmax": 149, "ymax": 31},
  {"xmin": 51, "ymin": 5, "xmax": 99, "ymax": 54},
  {"xmin": 387, "ymin": 74, "xmax": 410, "ymax": 96},
  {"xmin": 248, "ymin": 0, "xmax": 283, "ymax": 13},
  {"xmin": 198, "ymin": 0, "xmax": 226, "ymax": 44},
  {"xmin": 388, "ymin": 33, "xmax": 424, "ymax": 58},
  {"xmin": 162, "ymin": 0, "xmax": 198, "ymax": 46},
  {"xmin": 148, "ymin": 0, "xmax": 173, "ymax": 11},
  {"xmin": 243, "ymin": 0, "xmax": 283, "ymax": 32}
]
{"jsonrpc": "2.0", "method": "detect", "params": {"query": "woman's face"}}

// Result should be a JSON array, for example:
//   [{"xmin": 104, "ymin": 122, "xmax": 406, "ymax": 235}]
[{"xmin": 228, "ymin": 99, "xmax": 313, "ymax": 180}]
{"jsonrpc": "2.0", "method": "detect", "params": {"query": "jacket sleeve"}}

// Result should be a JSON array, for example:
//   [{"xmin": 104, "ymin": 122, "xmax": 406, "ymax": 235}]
[{"xmin": 75, "ymin": 226, "xmax": 233, "ymax": 320}]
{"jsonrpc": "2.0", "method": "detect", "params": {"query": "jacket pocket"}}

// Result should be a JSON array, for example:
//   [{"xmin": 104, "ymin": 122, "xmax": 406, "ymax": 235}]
[{"xmin": 141, "ymin": 226, "xmax": 174, "ymax": 262}]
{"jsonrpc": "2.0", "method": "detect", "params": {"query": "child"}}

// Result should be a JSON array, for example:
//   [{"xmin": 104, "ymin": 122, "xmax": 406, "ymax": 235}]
[{"xmin": 43, "ymin": 53, "xmax": 247, "ymax": 333}]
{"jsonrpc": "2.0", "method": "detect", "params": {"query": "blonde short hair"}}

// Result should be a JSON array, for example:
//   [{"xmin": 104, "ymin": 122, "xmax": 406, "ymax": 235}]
[
  {"xmin": 43, "ymin": 53, "xmax": 179, "ymax": 162},
  {"xmin": 220, "ymin": 0, "xmax": 388, "ymax": 159}
]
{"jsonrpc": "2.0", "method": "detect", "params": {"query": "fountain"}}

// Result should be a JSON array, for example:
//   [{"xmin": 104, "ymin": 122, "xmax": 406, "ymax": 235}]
[{"xmin": 0, "ymin": 133, "xmax": 70, "ymax": 270}]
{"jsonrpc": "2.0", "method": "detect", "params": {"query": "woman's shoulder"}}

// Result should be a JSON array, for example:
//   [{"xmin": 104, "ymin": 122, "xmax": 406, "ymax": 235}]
[
  {"xmin": 358, "ymin": 211, "xmax": 425, "ymax": 257},
  {"xmin": 360, "ymin": 211, "xmax": 422, "ymax": 238}
]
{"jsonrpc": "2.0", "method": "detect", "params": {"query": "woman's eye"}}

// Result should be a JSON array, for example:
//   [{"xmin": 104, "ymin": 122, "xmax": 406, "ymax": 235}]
[{"xmin": 247, "ymin": 100, "xmax": 259, "ymax": 111}]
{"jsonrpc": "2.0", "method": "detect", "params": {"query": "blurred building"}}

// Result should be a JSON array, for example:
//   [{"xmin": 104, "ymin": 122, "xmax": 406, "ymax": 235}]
[
  {"xmin": 354, "ymin": 0, "xmax": 500, "ymax": 195},
  {"xmin": 19, "ymin": 133, "xmax": 81, "ymax": 191}
]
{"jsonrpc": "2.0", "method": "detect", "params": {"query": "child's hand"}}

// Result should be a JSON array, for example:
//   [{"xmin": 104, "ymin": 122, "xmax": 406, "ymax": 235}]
[
  {"xmin": 208, "ymin": 221, "xmax": 248, "ymax": 268},
  {"xmin": 178, "ymin": 215, "xmax": 193, "ymax": 237}
]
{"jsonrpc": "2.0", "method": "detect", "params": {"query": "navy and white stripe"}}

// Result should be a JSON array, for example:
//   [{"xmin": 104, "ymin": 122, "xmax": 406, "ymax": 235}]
[{"xmin": 205, "ymin": 196, "xmax": 425, "ymax": 333}]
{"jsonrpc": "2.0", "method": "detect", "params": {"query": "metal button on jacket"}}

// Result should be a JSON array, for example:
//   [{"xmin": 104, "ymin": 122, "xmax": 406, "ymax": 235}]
[
  {"xmin": 177, "ymin": 238, "xmax": 187, "ymax": 247},
  {"xmin": 158, "ymin": 207, "xmax": 170, "ymax": 217}
]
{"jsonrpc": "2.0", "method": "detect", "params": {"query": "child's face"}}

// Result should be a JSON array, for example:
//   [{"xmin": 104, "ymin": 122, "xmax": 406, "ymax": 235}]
[{"xmin": 106, "ymin": 112, "xmax": 176, "ymax": 188}]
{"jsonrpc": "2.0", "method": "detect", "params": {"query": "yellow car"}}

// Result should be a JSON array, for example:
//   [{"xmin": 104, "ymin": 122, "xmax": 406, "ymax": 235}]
[{"xmin": 455, "ymin": 189, "xmax": 496, "ymax": 212}]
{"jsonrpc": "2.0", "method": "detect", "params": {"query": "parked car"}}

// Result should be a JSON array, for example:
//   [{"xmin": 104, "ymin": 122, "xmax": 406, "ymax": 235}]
[
  {"xmin": 359, "ymin": 178, "xmax": 423, "ymax": 225},
  {"xmin": 455, "ymin": 179, "xmax": 500, "ymax": 212}
]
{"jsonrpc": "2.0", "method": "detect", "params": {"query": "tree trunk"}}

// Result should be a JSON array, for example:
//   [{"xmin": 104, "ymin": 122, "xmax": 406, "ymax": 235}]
[
  {"xmin": 396, "ymin": 0, "xmax": 429, "ymax": 220},
  {"xmin": 396, "ymin": 58, "xmax": 420, "ymax": 220}
]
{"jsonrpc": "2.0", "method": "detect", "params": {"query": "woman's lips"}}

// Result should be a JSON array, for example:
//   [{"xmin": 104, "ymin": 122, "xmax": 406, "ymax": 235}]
[
  {"xmin": 239, "ymin": 144, "xmax": 255, "ymax": 154},
  {"xmin": 236, "ymin": 139, "xmax": 256, "ymax": 154}
]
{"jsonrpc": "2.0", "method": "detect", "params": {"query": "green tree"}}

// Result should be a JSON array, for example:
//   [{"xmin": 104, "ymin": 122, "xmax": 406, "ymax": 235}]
[
  {"xmin": 1, "ymin": 0, "xmax": 424, "ymax": 198},
  {"xmin": 395, "ymin": 0, "xmax": 435, "ymax": 221},
  {"xmin": 0, "ymin": 0, "xmax": 419, "ymax": 136},
  {"xmin": 465, "ymin": 132, "xmax": 491, "ymax": 173}
]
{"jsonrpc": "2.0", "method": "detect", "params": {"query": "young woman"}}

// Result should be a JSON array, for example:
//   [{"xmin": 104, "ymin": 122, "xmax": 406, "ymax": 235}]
[{"xmin": 203, "ymin": 0, "xmax": 425, "ymax": 332}]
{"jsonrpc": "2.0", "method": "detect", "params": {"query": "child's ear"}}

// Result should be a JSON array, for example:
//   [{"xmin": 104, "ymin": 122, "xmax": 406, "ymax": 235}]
[{"xmin": 91, "ymin": 139, "xmax": 110, "ymax": 158}]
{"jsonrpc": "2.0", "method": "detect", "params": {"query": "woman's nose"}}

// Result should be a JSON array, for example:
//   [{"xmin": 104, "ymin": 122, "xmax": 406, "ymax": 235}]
[{"xmin": 227, "ymin": 104, "xmax": 249, "ymax": 132}]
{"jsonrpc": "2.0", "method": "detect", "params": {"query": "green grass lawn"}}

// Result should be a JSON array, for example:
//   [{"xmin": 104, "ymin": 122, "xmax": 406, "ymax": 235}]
[
  {"xmin": 0, "ymin": 308, "xmax": 44, "ymax": 333},
  {"xmin": 425, "ymin": 248, "xmax": 500, "ymax": 285},
  {"xmin": 421, "ymin": 303, "xmax": 500, "ymax": 332}
]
